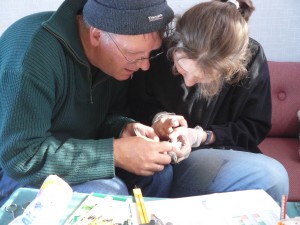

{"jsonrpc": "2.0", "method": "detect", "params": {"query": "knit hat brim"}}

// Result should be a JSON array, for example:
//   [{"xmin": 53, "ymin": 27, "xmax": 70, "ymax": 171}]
[{"xmin": 83, "ymin": 0, "xmax": 174, "ymax": 35}]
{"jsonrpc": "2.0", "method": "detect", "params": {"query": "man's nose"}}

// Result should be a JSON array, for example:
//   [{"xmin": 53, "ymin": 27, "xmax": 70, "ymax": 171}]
[{"xmin": 137, "ymin": 59, "xmax": 150, "ymax": 71}]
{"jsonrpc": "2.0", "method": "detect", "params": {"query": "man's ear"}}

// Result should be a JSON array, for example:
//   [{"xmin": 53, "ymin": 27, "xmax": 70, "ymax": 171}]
[{"xmin": 89, "ymin": 27, "xmax": 101, "ymax": 46}]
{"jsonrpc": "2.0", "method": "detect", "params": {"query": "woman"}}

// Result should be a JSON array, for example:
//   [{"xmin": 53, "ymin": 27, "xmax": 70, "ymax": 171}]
[{"xmin": 129, "ymin": 0, "xmax": 289, "ymax": 202}]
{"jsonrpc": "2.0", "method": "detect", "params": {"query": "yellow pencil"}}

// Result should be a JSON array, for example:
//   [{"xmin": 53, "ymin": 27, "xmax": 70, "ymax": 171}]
[{"xmin": 133, "ymin": 188, "xmax": 149, "ymax": 224}]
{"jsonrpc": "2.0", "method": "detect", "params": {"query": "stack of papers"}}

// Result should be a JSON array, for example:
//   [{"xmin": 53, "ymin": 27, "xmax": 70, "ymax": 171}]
[{"xmin": 64, "ymin": 189, "xmax": 282, "ymax": 225}]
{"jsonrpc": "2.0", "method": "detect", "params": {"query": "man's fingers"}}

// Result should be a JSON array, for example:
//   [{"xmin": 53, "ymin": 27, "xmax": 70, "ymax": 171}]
[{"xmin": 140, "ymin": 164, "xmax": 165, "ymax": 176}]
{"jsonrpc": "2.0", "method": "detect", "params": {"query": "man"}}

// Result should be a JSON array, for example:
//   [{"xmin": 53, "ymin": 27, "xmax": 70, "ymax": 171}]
[{"xmin": 0, "ymin": 0, "xmax": 184, "ymax": 206}]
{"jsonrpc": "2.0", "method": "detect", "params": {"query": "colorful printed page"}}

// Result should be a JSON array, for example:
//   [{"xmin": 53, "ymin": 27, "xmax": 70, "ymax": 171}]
[{"xmin": 64, "ymin": 194, "xmax": 138, "ymax": 225}]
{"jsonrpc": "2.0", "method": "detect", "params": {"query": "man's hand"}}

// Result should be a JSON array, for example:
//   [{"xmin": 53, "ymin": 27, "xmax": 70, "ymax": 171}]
[
  {"xmin": 114, "ymin": 137, "xmax": 179, "ymax": 176},
  {"xmin": 121, "ymin": 122, "xmax": 159, "ymax": 141}
]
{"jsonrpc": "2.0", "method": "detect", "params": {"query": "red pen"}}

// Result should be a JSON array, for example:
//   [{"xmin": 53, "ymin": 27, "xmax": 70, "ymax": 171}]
[{"xmin": 280, "ymin": 195, "xmax": 287, "ymax": 220}]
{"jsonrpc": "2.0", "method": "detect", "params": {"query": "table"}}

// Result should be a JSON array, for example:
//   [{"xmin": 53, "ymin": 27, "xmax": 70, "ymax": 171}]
[
  {"xmin": 0, "ymin": 188, "xmax": 89, "ymax": 224},
  {"xmin": 1, "ymin": 188, "xmax": 300, "ymax": 225},
  {"xmin": 0, "ymin": 188, "xmax": 144, "ymax": 225}
]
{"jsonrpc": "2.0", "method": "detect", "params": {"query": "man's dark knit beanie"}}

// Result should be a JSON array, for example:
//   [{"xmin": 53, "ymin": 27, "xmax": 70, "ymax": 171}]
[{"xmin": 83, "ymin": 0, "xmax": 174, "ymax": 35}]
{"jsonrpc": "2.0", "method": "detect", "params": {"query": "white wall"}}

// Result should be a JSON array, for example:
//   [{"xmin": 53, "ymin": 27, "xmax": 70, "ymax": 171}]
[
  {"xmin": 1, "ymin": 0, "xmax": 299, "ymax": 62},
  {"xmin": 248, "ymin": 0, "xmax": 300, "ymax": 62},
  {"xmin": 0, "ymin": 0, "xmax": 63, "ymax": 32}
]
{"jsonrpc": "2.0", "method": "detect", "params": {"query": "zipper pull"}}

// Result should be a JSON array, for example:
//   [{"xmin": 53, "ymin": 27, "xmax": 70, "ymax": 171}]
[{"xmin": 90, "ymin": 88, "xmax": 94, "ymax": 104}]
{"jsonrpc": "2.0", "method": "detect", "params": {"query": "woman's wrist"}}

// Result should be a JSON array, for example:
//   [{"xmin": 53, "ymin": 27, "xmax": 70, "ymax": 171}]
[{"xmin": 202, "ymin": 130, "xmax": 215, "ymax": 145}]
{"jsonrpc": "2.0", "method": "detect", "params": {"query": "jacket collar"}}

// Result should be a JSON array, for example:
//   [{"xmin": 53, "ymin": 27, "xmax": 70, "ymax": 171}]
[{"xmin": 42, "ymin": 0, "xmax": 89, "ymax": 65}]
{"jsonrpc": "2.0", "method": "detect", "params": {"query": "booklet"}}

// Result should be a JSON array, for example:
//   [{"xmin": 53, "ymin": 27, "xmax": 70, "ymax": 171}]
[{"xmin": 64, "ymin": 194, "xmax": 136, "ymax": 225}]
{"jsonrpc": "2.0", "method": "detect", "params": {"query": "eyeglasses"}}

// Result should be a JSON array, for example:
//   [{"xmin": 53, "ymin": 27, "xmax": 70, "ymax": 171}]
[{"xmin": 106, "ymin": 32, "xmax": 164, "ymax": 64}]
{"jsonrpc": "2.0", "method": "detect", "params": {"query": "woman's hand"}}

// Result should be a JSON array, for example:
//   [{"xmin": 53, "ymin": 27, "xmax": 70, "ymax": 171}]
[{"xmin": 152, "ymin": 113, "xmax": 187, "ymax": 141}]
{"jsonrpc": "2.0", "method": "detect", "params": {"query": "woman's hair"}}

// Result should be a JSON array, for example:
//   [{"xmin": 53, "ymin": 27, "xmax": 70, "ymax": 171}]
[
  {"xmin": 218, "ymin": 0, "xmax": 255, "ymax": 22},
  {"xmin": 167, "ymin": 0, "xmax": 255, "ymax": 99}
]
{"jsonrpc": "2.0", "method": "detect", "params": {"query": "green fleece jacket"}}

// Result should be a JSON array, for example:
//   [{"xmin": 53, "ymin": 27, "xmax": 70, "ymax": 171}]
[{"xmin": 0, "ymin": 0, "xmax": 134, "ymax": 187}]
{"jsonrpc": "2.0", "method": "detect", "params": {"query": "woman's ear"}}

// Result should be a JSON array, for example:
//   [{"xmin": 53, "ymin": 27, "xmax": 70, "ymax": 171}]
[{"xmin": 89, "ymin": 27, "xmax": 101, "ymax": 46}]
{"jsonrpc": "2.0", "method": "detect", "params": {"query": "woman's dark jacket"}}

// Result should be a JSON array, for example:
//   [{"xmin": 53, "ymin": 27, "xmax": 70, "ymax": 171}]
[{"xmin": 129, "ymin": 38, "xmax": 271, "ymax": 153}]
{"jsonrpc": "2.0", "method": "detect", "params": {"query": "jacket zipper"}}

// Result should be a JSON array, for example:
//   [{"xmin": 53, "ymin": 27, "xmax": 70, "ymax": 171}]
[{"xmin": 89, "ymin": 72, "xmax": 110, "ymax": 104}]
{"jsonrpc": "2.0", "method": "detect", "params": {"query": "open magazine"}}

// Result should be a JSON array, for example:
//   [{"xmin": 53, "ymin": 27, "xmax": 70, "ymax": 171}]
[{"xmin": 64, "ymin": 189, "xmax": 283, "ymax": 225}]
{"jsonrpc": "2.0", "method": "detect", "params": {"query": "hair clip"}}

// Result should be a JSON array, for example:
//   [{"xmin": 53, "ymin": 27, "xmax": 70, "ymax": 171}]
[{"xmin": 227, "ymin": 0, "xmax": 240, "ymax": 9}]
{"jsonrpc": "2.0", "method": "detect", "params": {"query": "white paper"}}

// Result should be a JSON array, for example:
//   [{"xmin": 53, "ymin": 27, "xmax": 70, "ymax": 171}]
[{"xmin": 130, "ymin": 189, "xmax": 282, "ymax": 225}]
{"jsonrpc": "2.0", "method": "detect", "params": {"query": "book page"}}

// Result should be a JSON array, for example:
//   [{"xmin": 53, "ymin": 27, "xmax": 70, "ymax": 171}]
[{"xmin": 130, "ymin": 189, "xmax": 281, "ymax": 225}]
